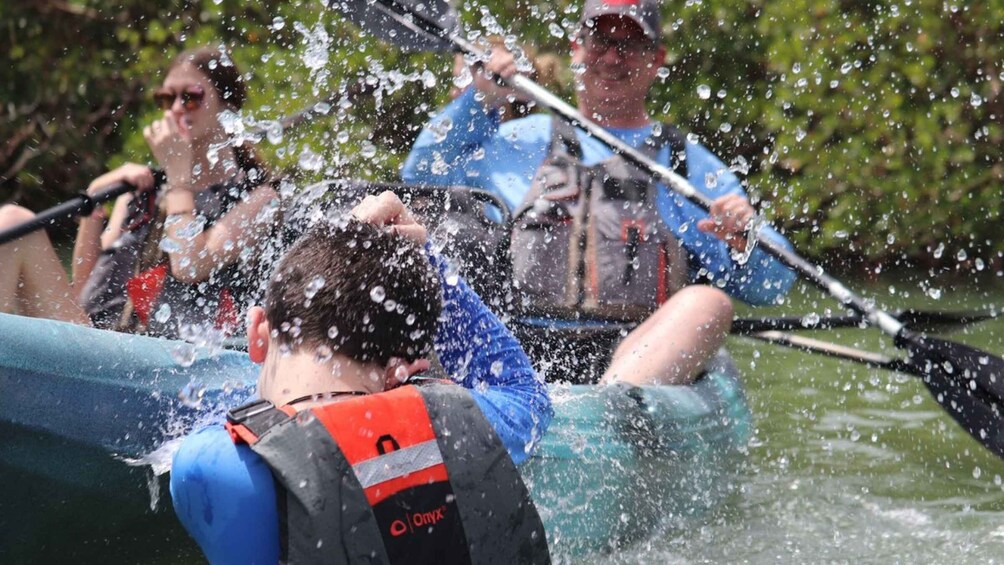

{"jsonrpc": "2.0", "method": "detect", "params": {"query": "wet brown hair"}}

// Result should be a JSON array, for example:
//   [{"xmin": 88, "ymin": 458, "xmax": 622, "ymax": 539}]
[
  {"xmin": 167, "ymin": 46, "xmax": 265, "ymax": 179},
  {"xmin": 265, "ymin": 220, "xmax": 442, "ymax": 365}
]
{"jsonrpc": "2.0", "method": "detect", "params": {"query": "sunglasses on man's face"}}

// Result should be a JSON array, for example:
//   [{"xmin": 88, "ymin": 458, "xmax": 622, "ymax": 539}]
[
  {"xmin": 583, "ymin": 33, "xmax": 656, "ymax": 58},
  {"xmin": 152, "ymin": 86, "xmax": 205, "ymax": 111}
]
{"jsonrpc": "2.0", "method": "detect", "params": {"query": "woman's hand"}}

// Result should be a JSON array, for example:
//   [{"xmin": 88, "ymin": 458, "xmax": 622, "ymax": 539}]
[
  {"xmin": 697, "ymin": 193, "xmax": 756, "ymax": 251},
  {"xmin": 86, "ymin": 163, "xmax": 155, "ymax": 197},
  {"xmin": 144, "ymin": 112, "xmax": 194, "ymax": 187}
]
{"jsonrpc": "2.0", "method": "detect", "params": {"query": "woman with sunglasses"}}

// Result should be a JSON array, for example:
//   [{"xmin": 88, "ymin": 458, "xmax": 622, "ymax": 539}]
[{"xmin": 0, "ymin": 46, "xmax": 279, "ymax": 337}]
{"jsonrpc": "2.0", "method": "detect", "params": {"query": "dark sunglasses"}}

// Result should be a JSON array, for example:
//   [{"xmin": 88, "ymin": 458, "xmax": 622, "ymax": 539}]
[
  {"xmin": 152, "ymin": 86, "xmax": 205, "ymax": 110},
  {"xmin": 583, "ymin": 33, "xmax": 656, "ymax": 58}
]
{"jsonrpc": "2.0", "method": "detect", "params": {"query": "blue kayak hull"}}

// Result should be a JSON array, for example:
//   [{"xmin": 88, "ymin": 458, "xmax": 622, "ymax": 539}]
[{"xmin": 0, "ymin": 313, "xmax": 750, "ymax": 559}]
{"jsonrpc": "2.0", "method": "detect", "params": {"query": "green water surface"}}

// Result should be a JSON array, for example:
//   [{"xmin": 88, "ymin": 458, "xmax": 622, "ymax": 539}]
[{"xmin": 603, "ymin": 272, "xmax": 1004, "ymax": 564}]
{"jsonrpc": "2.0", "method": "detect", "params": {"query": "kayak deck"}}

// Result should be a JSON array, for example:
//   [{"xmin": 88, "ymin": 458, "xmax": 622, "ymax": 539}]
[
  {"xmin": 0, "ymin": 313, "xmax": 751, "ymax": 559},
  {"xmin": 524, "ymin": 353, "xmax": 751, "ymax": 556}
]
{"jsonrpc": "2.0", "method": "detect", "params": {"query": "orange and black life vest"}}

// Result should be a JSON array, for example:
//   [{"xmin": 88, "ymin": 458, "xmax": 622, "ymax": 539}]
[{"xmin": 226, "ymin": 382, "xmax": 550, "ymax": 565}]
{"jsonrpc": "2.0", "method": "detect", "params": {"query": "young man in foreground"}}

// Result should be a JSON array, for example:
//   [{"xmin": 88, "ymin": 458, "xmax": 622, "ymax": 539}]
[{"xmin": 170, "ymin": 192, "xmax": 552, "ymax": 564}]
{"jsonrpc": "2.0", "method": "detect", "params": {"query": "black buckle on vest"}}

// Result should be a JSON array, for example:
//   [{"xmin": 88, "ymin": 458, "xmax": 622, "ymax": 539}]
[
  {"xmin": 602, "ymin": 176, "xmax": 649, "ymax": 202},
  {"xmin": 227, "ymin": 398, "xmax": 277, "ymax": 425}
]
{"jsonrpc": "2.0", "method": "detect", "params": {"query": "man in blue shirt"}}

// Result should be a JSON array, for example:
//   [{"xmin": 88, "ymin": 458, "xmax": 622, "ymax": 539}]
[
  {"xmin": 170, "ymin": 192, "xmax": 552, "ymax": 564},
  {"xmin": 403, "ymin": 0, "xmax": 796, "ymax": 385}
]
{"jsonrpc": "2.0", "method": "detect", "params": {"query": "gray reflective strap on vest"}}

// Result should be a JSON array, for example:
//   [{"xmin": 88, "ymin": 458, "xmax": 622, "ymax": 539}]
[
  {"xmin": 418, "ymin": 384, "xmax": 551, "ymax": 565},
  {"xmin": 352, "ymin": 439, "xmax": 444, "ymax": 489}
]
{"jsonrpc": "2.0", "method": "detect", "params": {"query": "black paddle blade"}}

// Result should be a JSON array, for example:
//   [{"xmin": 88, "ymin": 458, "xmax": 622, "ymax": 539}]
[
  {"xmin": 336, "ymin": 0, "xmax": 457, "ymax": 52},
  {"xmin": 898, "ymin": 332, "xmax": 1004, "ymax": 458},
  {"xmin": 897, "ymin": 308, "xmax": 998, "ymax": 333}
]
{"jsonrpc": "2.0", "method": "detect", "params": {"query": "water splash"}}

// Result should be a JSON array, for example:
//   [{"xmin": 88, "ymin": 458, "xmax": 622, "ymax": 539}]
[
  {"xmin": 730, "ymin": 214, "xmax": 766, "ymax": 266},
  {"xmin": 294, "ymin": 21, "xmax": 331, "ymax": 94}
]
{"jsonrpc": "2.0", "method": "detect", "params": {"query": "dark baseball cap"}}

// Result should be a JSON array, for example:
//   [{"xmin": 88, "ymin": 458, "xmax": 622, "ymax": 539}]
[{"xmin": 579, "ymin": 0, "xmax": 662, "ymax": 42}]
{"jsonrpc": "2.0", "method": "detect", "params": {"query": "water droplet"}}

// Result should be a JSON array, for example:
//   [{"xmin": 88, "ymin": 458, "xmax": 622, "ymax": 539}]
[
  {"xmin": 490, "ymin": 360, "xmax": 504, "ymax": 377},
  {"xmin": 369, "ymin": 286, "xmax": 386, "ymax": 302},
  {"xmin": 444, "ymin": 261, "xmax": 460, "ymax": 286},
  {"xmin": 452, "ymin": 67, "xmax": 473, "ymax": 90},
  {"xmin": 174, "ymin": 215, "xmax": 207, "ymax": 240},
  {"xmin": 430, "ymin": 152, "xmax": 449, "ymax": 175},
  {"xmin": 360, "ymin": 141, "xmax": 377, "ymax": 159},
  {"xmin": 696, "ymin": 84, "xmax": 711, "ymax": 100},
  {"xmin": 216, "ymin": 109, "xmax": 245, "ymax": 135},
  {"xmin": 154, "ymin": 304, "xmax": 172, "ymax": 324},
  {"xmin": 264, "ymin": 121, "xmax": 284, "ymax": 144},
  {"xmin": 421, "ymin": 70, "xmax": 437, "ymax": 88},
  {"xmin": 730, "ymin": 156, "xmax": 750, "ymax": 175},
  {"xmin": 298, "ymin": 147, "xmax": 323, "ymax": 171},
  {"xmin": 168, "ymin": 339, "xmax": 195, "ymax": 369},
  {"xmin": 178, "ymin": 379, "xmax": 205, "ymax": 407},
  {"xmin": 933, "ymin": 242, "xmax": 944, "ymax": 258},
  {"xmin": 295, "ymin": 21, "xmax": 331, "ymax": 72},
  {"xmin": 327, "ymin": 326, "xmax": 339, "ymax": 339},
  {"xmin": 271, "ymin": 16, "xmax": 284, "ymax": 30},
  {"xmin": 305, "ymin": 275, "xmax": 325, "ymax": 299},
  {"xmin": 957, "ymin": 249, "xmax": 968, "ymax": 261},
  {"xmin": 548, "ymin": 22, "xmax": 564, "ymax": 38},
  {"xmin": 430, "ymin": 116, "xmax": 454, "ymax": 143}
]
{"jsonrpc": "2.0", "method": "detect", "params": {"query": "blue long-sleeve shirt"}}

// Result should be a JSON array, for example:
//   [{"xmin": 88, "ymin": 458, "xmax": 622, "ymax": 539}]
[
  {"xmin": 402, "ymin": 89, "xmax": 796, "ymax": 305},
  {"xmin": 170, "ymin": 255, "xmax": 551, "ymax": 565}
]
